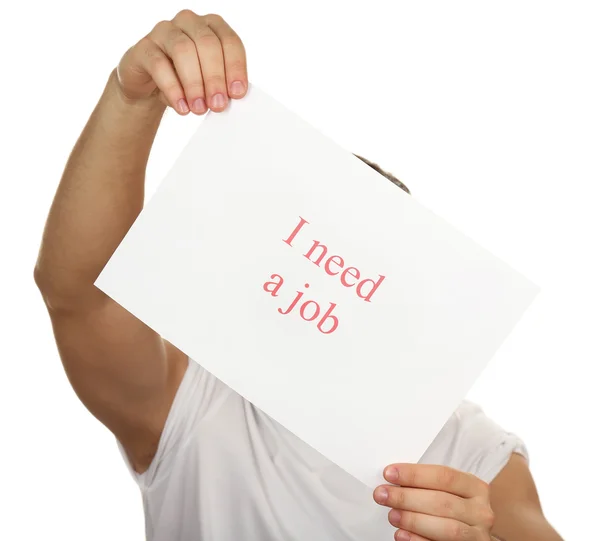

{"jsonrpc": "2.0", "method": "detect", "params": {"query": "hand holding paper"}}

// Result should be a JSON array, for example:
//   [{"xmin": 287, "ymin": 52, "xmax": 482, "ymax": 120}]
[{"xmin": 374, "ymin": 463, "xmax": 495, "ymax": 540}]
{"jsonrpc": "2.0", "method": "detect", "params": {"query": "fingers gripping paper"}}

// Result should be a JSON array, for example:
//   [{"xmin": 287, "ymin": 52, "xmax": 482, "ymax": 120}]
[{"xmin": 95, "ymin": 84, "xmax": 539, "ymax": 488}]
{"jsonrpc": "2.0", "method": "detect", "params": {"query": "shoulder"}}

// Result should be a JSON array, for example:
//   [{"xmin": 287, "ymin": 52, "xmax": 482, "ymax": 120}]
[{"xmin": 419, "ymin": 400, "xmax": 528, "ymax": 483}]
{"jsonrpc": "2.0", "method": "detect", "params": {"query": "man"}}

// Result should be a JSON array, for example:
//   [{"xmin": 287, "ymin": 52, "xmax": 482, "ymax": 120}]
[{"xmin": 34, "ymin": 9, "xmax": 562, "ymax": 541}]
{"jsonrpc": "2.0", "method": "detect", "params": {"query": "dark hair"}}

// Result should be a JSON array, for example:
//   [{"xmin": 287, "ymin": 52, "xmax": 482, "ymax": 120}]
[{"xmin": 354, "ymin": 154, "xmax": 410, "ymax": 195}]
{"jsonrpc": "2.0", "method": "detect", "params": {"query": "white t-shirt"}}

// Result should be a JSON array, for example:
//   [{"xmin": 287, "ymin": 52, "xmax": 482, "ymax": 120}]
[{"xmin": 117, "ymin": 357, "xmax": 527, "ymax": 541}]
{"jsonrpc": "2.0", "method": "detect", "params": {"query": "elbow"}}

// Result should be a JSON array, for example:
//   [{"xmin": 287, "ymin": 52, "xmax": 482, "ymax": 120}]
[
  {"xmin": 33, "ymin": 264, "xmax": 50, "ymax": 300},
  {"xmin": 33, "ymin": 264, "xmax": 62, "ymax": 311},
  {"xmin": 33, "ymin": 264, "xmax": 87, "ymax": 313}
]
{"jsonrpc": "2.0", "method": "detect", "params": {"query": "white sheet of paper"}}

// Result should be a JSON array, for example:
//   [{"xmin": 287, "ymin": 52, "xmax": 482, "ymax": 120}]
[{"xmin": 95, "ymin": 84, "xmax": 539, "ymax": 488}]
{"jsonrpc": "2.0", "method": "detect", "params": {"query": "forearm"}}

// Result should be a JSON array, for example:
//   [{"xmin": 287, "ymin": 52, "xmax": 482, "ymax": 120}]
[
  {"xmin": 35, "ymin": 68, "xmax": 166, "ymax": 309},
  {"xmin": 491, "ymin": 507, "xmax": 564, "ymax": 541}
]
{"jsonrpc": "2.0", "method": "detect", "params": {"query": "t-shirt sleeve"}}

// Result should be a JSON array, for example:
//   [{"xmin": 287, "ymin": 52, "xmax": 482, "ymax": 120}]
[
  {"xmin": 115, "ymin": 356, "xmax": 233, "ymax": 489},
  {"xmin": 419, "ymin": 400, "xmax": 529, "ymax": 484}
]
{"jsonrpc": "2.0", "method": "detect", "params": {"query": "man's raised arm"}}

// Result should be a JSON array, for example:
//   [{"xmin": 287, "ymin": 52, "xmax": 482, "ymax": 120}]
[{"xmin": 33, "ymin": 10, "xmax": 248, "ymax": 472}]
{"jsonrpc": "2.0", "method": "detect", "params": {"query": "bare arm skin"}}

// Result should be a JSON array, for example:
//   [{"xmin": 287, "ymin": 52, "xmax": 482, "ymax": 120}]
[
  {"xmin": 489, "ymin": 453, "xmax": 563, "ymax": 541},
  {"xmin": 34, "ymin": 10, "xmax": 248, "ymax": 473}
]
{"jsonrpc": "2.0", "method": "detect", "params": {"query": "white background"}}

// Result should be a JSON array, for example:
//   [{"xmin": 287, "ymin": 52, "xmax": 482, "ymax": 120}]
[{"xmin": 1, "ymin": 1, "xmax": 598, "ymax": 539}]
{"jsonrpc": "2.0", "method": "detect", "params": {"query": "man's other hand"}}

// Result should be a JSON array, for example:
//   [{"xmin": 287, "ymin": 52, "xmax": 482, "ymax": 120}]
[{"xmin": 373, "ymin": 463, "xmax": 494, "ymax": 541}]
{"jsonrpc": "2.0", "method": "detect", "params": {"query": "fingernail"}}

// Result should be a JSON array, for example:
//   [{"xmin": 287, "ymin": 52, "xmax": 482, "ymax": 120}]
[
  {"xmin": 374, "ymin": 487, "xmax": 388, "ymax": 503},
  {"xmin": 230, "ymin": 80, "xmax": 245, "ymax": 96},
  {"xmin": 385, "ymin": 467, "xmax": 399, "ymax": 483},
  {"xmin": 211, "ymin": 93, "xmax": 226, "ymax": 109},
  {"xmin": 395, "ymin": 530, "xmax": 411, "ymax": 541},
  {"xmin": 177, "ymin": 98, "xmax": 189, "ymax": 114},
  {"xmin": 389, "ymin": 509, "xmax": 402, "ymax": 525},
  {"xmin": 192, "ymin": 97, "xmax": 206, "ymax": 113}
]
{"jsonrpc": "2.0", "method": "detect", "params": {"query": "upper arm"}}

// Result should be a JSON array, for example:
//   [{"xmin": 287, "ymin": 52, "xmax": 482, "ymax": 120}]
[
  {"xmin": 47, "ymin": 292, "xmax": 188, "ymax": 472},
  {"xmin": 490, "ymin": 453, "xmax": 563, "ymax": 541}
]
